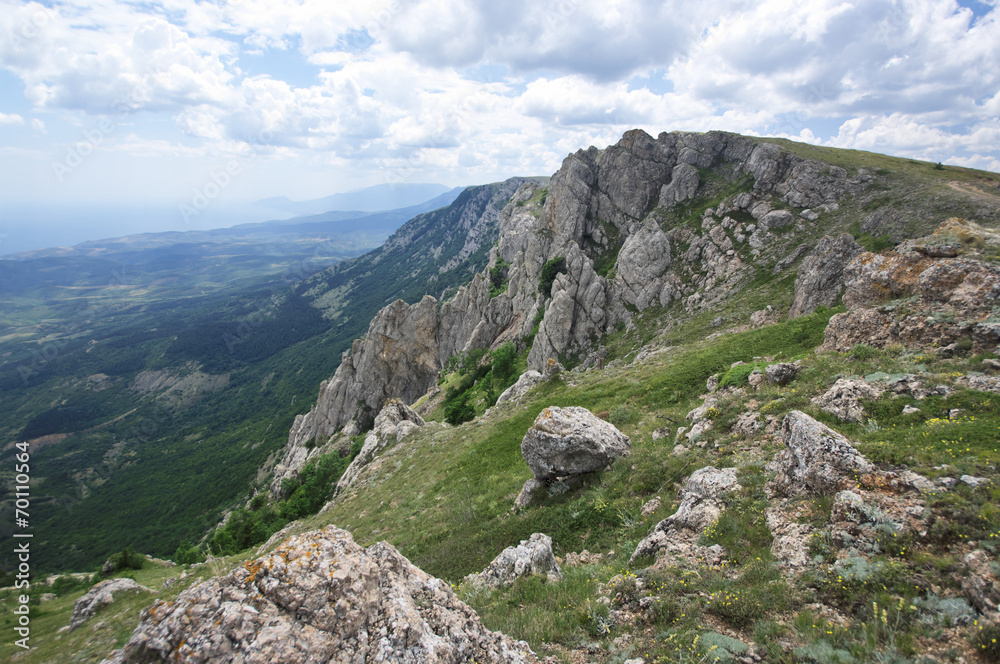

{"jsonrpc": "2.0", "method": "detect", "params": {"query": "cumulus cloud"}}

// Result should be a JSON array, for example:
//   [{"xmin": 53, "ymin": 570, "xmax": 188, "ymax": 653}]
[{"xmin": 1, "ymin": 0, "xmax": 998, "ymax": 207}]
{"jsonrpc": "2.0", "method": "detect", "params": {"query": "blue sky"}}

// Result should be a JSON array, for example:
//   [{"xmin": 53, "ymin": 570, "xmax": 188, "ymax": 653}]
[{"xmin": 1, "ymin": 0, "xmax": 998, "ymax": 252}]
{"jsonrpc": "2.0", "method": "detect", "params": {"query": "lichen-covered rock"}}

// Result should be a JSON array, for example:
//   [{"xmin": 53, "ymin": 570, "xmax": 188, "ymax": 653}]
[
  {"xmin": 962, "ymin": 549, "xmax": 1000, "ymax": 614},
  {"xmin": 70, "ymin": 578, "xmax": 151, "ymax": 631},
  {"xmin": 771, "ymin": 411, "xmax": 874, "ymax": 496},
  {"xmin": 102, "ymin": 526, "xmax": 536, "ymax": 664},
  {"xmin": 465, "ymin": 533, "xmax": 562, "ymax": 589},
  {"xmin": 521, "ymin": 407, "xmax": 630, "ymax": 481},
  {"xmin": 765, "ymin": 504, "xmax": 815, "ymax": 569},
  {"xmin": 812, "ymin": 378, "xmax": 884, "ymax": 423},
  {"xmin": 789, "ymin": 234, "xmax": 863, "ymax": 317},
  {"xmin": 336, "ymin": 400, "xmax": 425, "ymax": 492},
  {"xmin": 823, "ymin": 219, "xmax": 1000, "ymax": 354},
  {"xmin": 631, "ymin": 466, "xmax": 740, "ymax": 563}
]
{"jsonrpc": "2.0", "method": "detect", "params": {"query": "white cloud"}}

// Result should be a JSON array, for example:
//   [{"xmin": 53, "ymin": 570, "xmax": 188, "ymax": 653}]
[
  {"xmin": 30, "ymin": 117, "xmax": 44, "ymax": 133},
  {"xmin": 1, "ymin": 0, "xmax": 998, "ymax": 208}
]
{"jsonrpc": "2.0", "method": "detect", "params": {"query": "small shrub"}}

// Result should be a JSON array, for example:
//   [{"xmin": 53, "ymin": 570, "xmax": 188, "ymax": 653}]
[
  {"xmin": 50, "ymin": 575, "xmax": 89, "ymax": 596},
  {"xmin": 849, "ymin": 344, "xmax": 879, "ymax": 361},
  {"xmin": 609, "ymin": 404, "xmax": 638, "ymax": 427},
  {"xmin": 972, "ymin": 623, "xmax": 1000, "ymax": 662},
  {"xmin": 538, "ymin": 256, "xmax": 566, "ymax": 296},
  {"xmin": 102, "ymin": 545, "xmax": 145, "ymax": 576},
  {"xmin": 173, "ymin": 539, "xmax": 205, "ymax": 565}
]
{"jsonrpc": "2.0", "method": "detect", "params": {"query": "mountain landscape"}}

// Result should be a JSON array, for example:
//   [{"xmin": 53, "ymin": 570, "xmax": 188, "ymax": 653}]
[{"xmin": 3, "ymin": 128, "xmax": 1000, "ymax": 664}]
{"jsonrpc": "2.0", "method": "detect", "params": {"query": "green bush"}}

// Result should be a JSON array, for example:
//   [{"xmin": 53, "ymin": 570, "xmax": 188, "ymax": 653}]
[
  {"xmin": 849, "ymin": 344, "xmax": 880, "ymax": 361},
  {"xmin": 444, "ymin": 390, "xmax": 476, "ymax": 425},
  {"xmin": 717, "ymin": 363, "xmax": 760, "ymax": 389},
  {"xmin": 50, "ymin": 575, "xmax": 90, "ymax": 596},
  {"xmin": 102, "ymin": 545, "xmax": 145, "ymax": 576},
  {"xmin": 538, "ymin": 256, "xmax": 566, "ymax": 296},
  {"xmin": 173, "ymin": 540, "xmax": 206, "ymax": 565}
]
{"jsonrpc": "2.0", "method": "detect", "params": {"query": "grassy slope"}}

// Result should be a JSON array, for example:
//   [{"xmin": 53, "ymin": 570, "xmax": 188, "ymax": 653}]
[{"xmin": 13, "ymin": 303, "xmax": 998, "ymax": 663}]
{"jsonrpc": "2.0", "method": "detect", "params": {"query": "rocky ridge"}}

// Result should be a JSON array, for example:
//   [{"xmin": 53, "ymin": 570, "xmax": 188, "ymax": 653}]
[{"xmin": 284, "ymin": 129, "xmax": 879, "ymax": 452}]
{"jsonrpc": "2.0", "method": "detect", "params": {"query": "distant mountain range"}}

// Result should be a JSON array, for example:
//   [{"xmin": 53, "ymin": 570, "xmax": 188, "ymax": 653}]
[{"xmin": 254, "ymin": 183, "xmax": 459, "ymax": 217}]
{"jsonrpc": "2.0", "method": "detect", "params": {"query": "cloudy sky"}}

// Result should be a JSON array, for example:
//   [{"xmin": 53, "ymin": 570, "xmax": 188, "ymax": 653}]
[{"xmin": 1, "ymin": 0, "xmax": 998, "ymax": 251}]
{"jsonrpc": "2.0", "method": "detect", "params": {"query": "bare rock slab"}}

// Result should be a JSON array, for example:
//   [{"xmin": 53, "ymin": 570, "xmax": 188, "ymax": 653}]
[
  {"xmin": 70, "ymin": 578, "xmax": 151, "ymax": 631},
  {"xmin": 521, "ymin": 406, "xmax": 630, "ymax": 481},
  {"xmin": 103, "ymin": 526, "xmax": 536, "ymax": 664},
  {"xmin": 465, "ymin": 533, "xmax": 562, "ymax": 589}
]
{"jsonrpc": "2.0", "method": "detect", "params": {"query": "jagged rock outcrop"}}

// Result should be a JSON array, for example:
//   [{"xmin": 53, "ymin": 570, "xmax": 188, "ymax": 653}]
[
  {"xmin": 70, "ymin": 578, "xmax": 151, "ymax": 631},
  {"xmin": 520, "ymin": 406, "xmax": 631, "ymax": 481},
  {"xmin": 464, "ymin": 533, "xmax": 562, "ymax": 589},
  {"xmin": 789, "ymin": 234, "xmax": 864, "ymax": 317},
  {"xmin": 336, "ymin": 400, "xmax": 425, "ymax": 493},
  {"xmin": 823, "ymin": 219, "xmax": 1000, "ymax": 353},
  {"xmin": 283, "ymin": 129, "xmax": 875, "ymax": 456},
  {"xmin": 631, "ymin": 466, "xmax": 739, "ymax": 564},
  {"xmin": 770, "ymin": 410, "xmax": 875, "ymax": 496},
  {"xmin": 102, "ymin": 526, "xmax": 536, "ymax": 664}
]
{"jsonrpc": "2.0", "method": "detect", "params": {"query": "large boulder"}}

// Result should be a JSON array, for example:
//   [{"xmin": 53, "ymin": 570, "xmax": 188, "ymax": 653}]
[
  {"xmin": 102, "ymin": 526, "xmax": 536, "ymax": 664},
  {"xmin": 520, "ymin": 406, "xmax": 631, "ymax": 481},
  {"xmin": 465, "ymin": 533, "xmax": 562, "ymax": 589},
  {"xmin": 70, "ymin": 578, "xmax": 151, "ymax": 631},
  {"xmin": 771, "ymin": 411, "xmax": 875, "ymax": 496}
]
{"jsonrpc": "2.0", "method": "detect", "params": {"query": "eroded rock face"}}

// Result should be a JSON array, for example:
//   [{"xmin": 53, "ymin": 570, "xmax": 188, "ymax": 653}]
[
  {"xmin": 464, "ymin": 533, "xmax": 562, "ymax": 589},
  {"xmin": 613, "ymin": 218, "xmax": 673, "ymax": 309},
  {"xmin": 282, "ymin": 129, "xmax": 875, "ymax": 477},
  {"xmin": 336, "ymin": 400, "xmax": 425, "ymax": 492},
  {"xmin": 771, "ymin": 410, "xmax": 874, "ymax": 496},
  {"xmin": 520, "ymin": 406, "xmax": 631, "ymax": 481},
  {"xmin": 631, "ymin": 466, "xmax": 740, "ymax": 563},
  {"xmin": 70, "ymin": 578, "xmax": 150, "ymax": 631},
  {"xmin": 103, "ymin": 526, "xmax": 536, "ymax": 664},
  {"xmin": 824, "ymin": 219, "xmax": 1000, "ymax": 353},
  {"xmin": 789, "ymin": 234, "xmax": 863, "ymax": 317}
]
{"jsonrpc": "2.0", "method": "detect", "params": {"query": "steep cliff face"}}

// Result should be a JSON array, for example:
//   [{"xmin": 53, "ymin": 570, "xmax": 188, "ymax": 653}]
[{"xmin": 284, "ymin": 129, "xmax": 878, "ymax": 454}]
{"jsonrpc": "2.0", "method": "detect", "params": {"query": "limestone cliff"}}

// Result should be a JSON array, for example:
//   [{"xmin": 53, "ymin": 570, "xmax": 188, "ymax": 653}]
[{"xmin": 284, "ymin": 129, "xmax": 878, "ymax": 454}]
